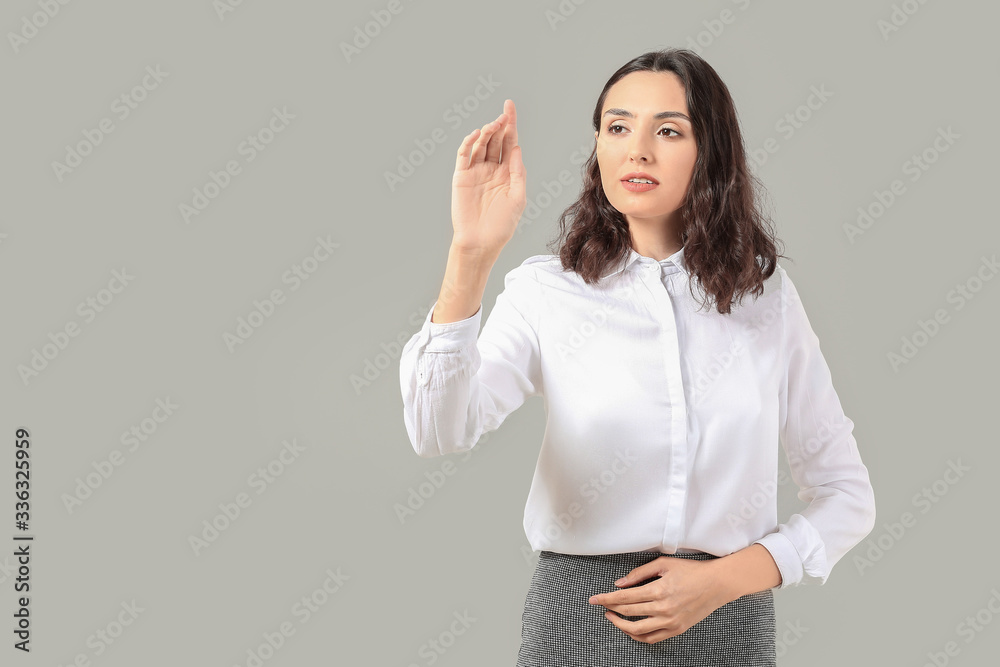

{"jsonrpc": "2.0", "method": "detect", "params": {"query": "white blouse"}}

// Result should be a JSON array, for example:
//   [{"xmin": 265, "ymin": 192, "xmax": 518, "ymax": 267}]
[{"xmin": 399, "ymin": 246, "xmax": 876, "ymax": 589}]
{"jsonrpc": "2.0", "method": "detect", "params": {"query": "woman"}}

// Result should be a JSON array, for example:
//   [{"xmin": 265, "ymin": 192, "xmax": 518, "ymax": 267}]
[{"xmin": 399, "ymin": 48, "xmax": 876, "ymax": 666}]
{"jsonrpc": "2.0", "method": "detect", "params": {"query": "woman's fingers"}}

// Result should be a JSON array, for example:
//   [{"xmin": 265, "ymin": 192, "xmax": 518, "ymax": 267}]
[
  {"xmin": 455, "ymin": 101, "xmax": 518, "ymax": 171},
  {"xmin": 499, "ymin": 99, "xmax": 518, "ymax": 164},
  {"xmin": 472, "ymin": 114, "xmax": 506, "ymax": 165},
  {"xmin": 483, "ymin": 110, "xmax": 509, "ymax": 164},
  {"xmin": 455, "ymin": 127, "xmax": 480, "ymax": 171},
  {"xmin": 467, "ymin": 121, "xmax": 492, "ymax": 165}
]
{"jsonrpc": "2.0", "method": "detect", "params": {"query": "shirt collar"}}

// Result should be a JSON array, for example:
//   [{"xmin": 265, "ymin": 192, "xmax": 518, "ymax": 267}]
[{"xmin": 601, "ymin": 245, "xmax": 688, "ymax": 279}]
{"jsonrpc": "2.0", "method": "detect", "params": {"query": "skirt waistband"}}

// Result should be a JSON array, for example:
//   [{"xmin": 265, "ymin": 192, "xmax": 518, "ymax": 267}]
[{"xmin": 543, "ymin": 549, "xmax": 719, "ymax": 563}]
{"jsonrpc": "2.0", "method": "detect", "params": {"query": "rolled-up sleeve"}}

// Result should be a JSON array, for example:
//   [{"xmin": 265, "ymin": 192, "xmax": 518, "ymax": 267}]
[
  {"xmin": 754, "ymin": 268, "xmax": 877, "ymax": 588},
  {"xmin": 399, "ymin": 263, "xmax": 543, "ymax": 458}
]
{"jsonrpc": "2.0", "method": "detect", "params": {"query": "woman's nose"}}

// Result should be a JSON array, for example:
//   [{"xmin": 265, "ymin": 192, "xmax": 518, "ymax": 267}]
[
  {"xmin": 628, "ymin": 136, "xmax": 651, "ymax": 162},
  {"xmin": 628, "ymin": 147, "xmax": 648, "ymax": 162}
]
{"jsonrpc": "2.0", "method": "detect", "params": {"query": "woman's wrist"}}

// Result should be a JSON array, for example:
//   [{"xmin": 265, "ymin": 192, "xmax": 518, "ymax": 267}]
[
  {"xmin": 448, "ymin": 239, "xmax": 502, "ymax": 264},
  {"xmin": 711, "ymin": 544, "xmax": 782, "ymax": 603},
  {"xmin": 431, "ymin": 243, "xmax": 497, "ymax": 324}
]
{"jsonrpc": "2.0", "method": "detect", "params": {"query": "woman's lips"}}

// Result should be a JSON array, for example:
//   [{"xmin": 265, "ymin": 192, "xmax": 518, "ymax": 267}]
[{"xmin": 621, "ymin": 179, "xmax": 658, "ymax": 192}]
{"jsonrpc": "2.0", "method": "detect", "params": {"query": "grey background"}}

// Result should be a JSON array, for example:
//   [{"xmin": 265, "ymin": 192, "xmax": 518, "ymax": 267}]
[{"xmin": 1, "ymin": 0, "xmax": 997, "ymax": 664}]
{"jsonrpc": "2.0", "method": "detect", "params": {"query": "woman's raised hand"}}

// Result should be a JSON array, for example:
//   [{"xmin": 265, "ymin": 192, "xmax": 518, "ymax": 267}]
[{"xmin": 450, "ymin": 99, "xmax": 526, "ymax": 258}]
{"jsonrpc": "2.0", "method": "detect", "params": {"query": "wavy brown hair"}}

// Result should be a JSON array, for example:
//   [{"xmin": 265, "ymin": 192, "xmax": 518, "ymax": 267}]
[{"xmin": 546, "ymin": 48, "xmax": 787, "ymax": 314}]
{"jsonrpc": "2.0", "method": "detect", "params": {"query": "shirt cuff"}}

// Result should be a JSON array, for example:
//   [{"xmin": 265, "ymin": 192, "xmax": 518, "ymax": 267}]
[
  {"xmin": 423, "ymin": 300, "xmax": 482, "ymax": 352},
  {"xmin": 753, "ymin": 531, "xmax": 805, "ymax": 590}
]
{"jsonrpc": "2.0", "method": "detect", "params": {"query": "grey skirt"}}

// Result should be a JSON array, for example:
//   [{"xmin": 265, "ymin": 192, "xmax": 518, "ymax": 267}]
[{"xmin": 516, "ymin": 550, "xmax": 776, "ymax": 667}]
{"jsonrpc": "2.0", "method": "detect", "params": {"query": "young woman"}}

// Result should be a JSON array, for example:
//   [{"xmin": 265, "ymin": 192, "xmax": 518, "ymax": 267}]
[{"xmin": 400, "ymin": 48, "xmax": 876, "ymax": 666}]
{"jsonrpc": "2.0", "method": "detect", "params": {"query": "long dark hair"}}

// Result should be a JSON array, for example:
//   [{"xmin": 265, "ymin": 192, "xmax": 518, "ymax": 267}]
[{"xmin": 546, "ymin": 48, "xmax": 787, "ymax": 314}]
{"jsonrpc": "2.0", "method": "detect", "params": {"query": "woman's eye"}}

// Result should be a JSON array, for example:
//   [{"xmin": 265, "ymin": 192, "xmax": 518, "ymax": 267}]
[{"xmin": 607, "ymin": 123, "xmax": 680, "ymax": 137}]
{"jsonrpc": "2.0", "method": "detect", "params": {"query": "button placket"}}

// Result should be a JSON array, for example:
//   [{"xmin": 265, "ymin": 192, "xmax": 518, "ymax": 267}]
[{"xmin": 642, "ymin": 267, "xmax": 689, "ymax": 552}]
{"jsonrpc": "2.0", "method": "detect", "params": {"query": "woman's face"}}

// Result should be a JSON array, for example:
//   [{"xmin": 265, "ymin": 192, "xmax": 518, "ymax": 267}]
[{"xmin": 595, "ymin": 70, "xmax": 698, "ymax": 232}]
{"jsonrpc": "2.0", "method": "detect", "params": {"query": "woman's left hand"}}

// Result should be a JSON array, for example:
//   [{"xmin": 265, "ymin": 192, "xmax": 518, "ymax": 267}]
[{"xmin": 587, "ymin": 556, "xmax": 736, "ymax": 644}]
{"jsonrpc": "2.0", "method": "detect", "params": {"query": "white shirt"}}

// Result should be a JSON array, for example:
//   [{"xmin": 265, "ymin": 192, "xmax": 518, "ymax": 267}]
[{"xmin": 399, "ymin": 246, "xmax": 876, "ymax": 589}]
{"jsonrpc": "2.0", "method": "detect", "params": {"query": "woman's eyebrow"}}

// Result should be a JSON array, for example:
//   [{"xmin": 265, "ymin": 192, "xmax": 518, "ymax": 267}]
[{"xmin": 603, "ymin": 108, "xmax": 691, "ymax": 123}]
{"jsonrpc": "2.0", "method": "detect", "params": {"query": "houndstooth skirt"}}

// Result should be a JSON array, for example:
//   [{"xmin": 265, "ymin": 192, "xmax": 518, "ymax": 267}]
[{"xmin": 516, "ymin": 550, "xmax": 776, "ymax": 667}]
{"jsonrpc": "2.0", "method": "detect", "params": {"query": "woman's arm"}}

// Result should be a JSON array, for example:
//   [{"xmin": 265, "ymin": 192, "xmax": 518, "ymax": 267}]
[
  {"xmin": 430, "ymin": 243, "xmax": 499, "ymax": 324},
  {"xmin": 712, "ymin": 544, "xmax": 783, "ymax": 600},
  {"xmin": 399, "ymin": 258, "xmax": 543, "ymax": 458},
  {"xmin": 749, "ymin": 267, "xmax": 877, "ymax": 589}
]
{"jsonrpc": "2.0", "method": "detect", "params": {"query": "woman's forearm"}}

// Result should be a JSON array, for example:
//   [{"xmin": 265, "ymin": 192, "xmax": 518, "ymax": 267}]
[
  {"xmin": 714, "ymin": 543, "xmax": 783, "ymax": 601},
  {"xmin": 430, "ymin": 242, "xmax": 500, "ymax": 324}
]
